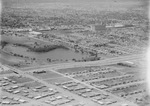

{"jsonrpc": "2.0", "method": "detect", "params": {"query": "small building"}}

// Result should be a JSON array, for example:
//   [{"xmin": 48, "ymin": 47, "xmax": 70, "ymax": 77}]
[
  {"xmin": 13, "ymin": 90, "xmax": 20, "ymax": 94},
  {"xmin": 56, "ymin": 96, "xmax": 62, "ymax": 100},
  {"xmin": 48, "ymin": 88, "xmax": 53, "ymax": 91},
  {"xmin": 98, "ymin": 84, "xmax": 108, "ymax": 89},
  {"xmin": 34, "ymin": 95, "xmax": 42, "ymax": 99},
  {"xmin": 2, "ymin": 100, "xmax": 10, "ymax": 104},
  {"xmin": 11, "ymin": 85, "xmax": 19, "ymax": 89},
  {"xmin": 1, "ymin": 96, "xmax": 7, "ymax": 99},
  {"xmin": 29, "ymin": 31, "xmax": 42, "ymax": 35},
  {"xmin": 3, "ymin": 77, "xmax": 9, "ymax": 80},
  {"xmin": 18, "ymin": 99, "xmax": 27, "ymax": 103},
  {"xmin": 2, "ymin": 83, "xmax": 9, "ymax": 86},
  {"xmin": 114, "ymin": 23, "xmax": 124, "ymax": 28},
  {"xmin": 90, "ymin": 24, "xmax": 106, "ymax": 32},
  {"xmin": 13, "ymin": 97, "xmax": 20, "ymax": 101},
  {"xmin": 62, "ymin": 86, "xmax": 68, "ymax": 89},
  {"xmin": 117, "ymin": 61, "xmax": 135, "ymax": 67},
  {"xmin": 97, "ymin": 100, "xmax": 104, "ymax": 105}
]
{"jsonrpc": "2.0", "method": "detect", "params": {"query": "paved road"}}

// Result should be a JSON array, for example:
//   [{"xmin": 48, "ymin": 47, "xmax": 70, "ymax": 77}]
[{"xmin": 21, "ymin": 53, "xmax": 145, "ymax": 71}]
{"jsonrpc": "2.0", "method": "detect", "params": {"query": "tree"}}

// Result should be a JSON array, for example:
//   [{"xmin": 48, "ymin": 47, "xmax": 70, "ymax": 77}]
[{"xmin": 72, "ymin": 58, "xmax": 76, "ymax": 62}]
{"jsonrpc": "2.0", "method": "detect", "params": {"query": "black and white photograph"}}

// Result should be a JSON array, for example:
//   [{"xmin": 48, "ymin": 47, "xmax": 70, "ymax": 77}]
[{"xmin": 0, "ymin": 0, "xmax": 150, "ymax": 106}]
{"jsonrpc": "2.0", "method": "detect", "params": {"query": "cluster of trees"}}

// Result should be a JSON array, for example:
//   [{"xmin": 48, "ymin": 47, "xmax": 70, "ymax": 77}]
[
  {"xmin": 33, "ymin": 70, "xmax": 46, "ymax": 74},
  {"xmin": 117, "ymin": 62, "xmax": 133, "ymax": 67},
  {"xmin": 0, "ymin": 41, "xmax": 8, "ymax": 49},
  {"xmin": 93, "ymin": 43, "xmax": 114, "ymax": 49},
  {"xmin": 31, "ymin": 45, "xmax": 69, "ymax": 52},
  {"xmin": 72, "ymin": 57, "xmax": 101, "ymax": 62},
  {"xmin": 8, "ymin": 51, "xmax": 36, "ymax": 61},
  {"xmin": 10, "ymin": 41, "xmax": 69, "ymax": 53},
  {"xmin": 46, "ymin": 57, "xmax": 101, "ymax": 63},
  {"xmin": 2, "ymin": 12, "xmax": 27, "ymax": 28}
]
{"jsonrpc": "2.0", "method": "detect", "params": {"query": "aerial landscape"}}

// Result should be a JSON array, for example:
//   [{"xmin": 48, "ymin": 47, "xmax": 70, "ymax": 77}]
[{"xmin": 0, "ymin": 0, "xmax": 149, "ymax": 106}]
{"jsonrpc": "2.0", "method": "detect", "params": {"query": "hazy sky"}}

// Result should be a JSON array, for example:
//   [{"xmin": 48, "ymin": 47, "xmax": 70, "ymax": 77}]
[
  {"xmin": 2, "ymin": 0, "xmax": 148, "ymax": 11},
  {"xmin": 2, "ymin": 0, "xmax": 147, "ymax": 6}
]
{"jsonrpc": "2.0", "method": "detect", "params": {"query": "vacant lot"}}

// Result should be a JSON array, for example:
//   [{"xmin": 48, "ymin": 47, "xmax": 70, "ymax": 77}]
[
  {"xmin": 23, "ymin": 81, "xmax": 42, "ymax": 88},
  {"xmin": 8, "ymin": 75, "xmax": 33, "ymax": 83},
  {"xmin": 45, "ymin": 76, "xmax": 72, "ymax": 84}
]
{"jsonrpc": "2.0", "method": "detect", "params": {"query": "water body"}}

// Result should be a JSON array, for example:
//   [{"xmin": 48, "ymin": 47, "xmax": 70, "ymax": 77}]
[{"xmin": 2, "ymin": 45, "xmax": 89, "ymax": 64}]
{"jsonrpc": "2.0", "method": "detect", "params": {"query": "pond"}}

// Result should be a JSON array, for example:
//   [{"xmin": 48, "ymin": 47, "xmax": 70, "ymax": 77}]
[{"xmin": 1, "ymin": 44, "xmax": 90, "ymax": 65}]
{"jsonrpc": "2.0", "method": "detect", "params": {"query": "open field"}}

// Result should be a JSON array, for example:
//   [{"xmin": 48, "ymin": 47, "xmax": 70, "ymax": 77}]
[
  {"xmin": 45, "ymin": 77, "xmax": 72, "ymax": 84},
  {"xmin": 8, "ymin": 76, "xmax": 33, "ymax": 84}
]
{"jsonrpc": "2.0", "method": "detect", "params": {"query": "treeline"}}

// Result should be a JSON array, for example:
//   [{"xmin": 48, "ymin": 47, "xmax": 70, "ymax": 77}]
[
  {"xmin": 29, "ymin": 45, "xmax": 69, "ymax": 52},
  {"xmin": 1, "ymin": 40, "xmax": 69, "ymax": 53},
  {"xmin": 14, "ymin": 42, "xmax": 69, "ymax": 52}
]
